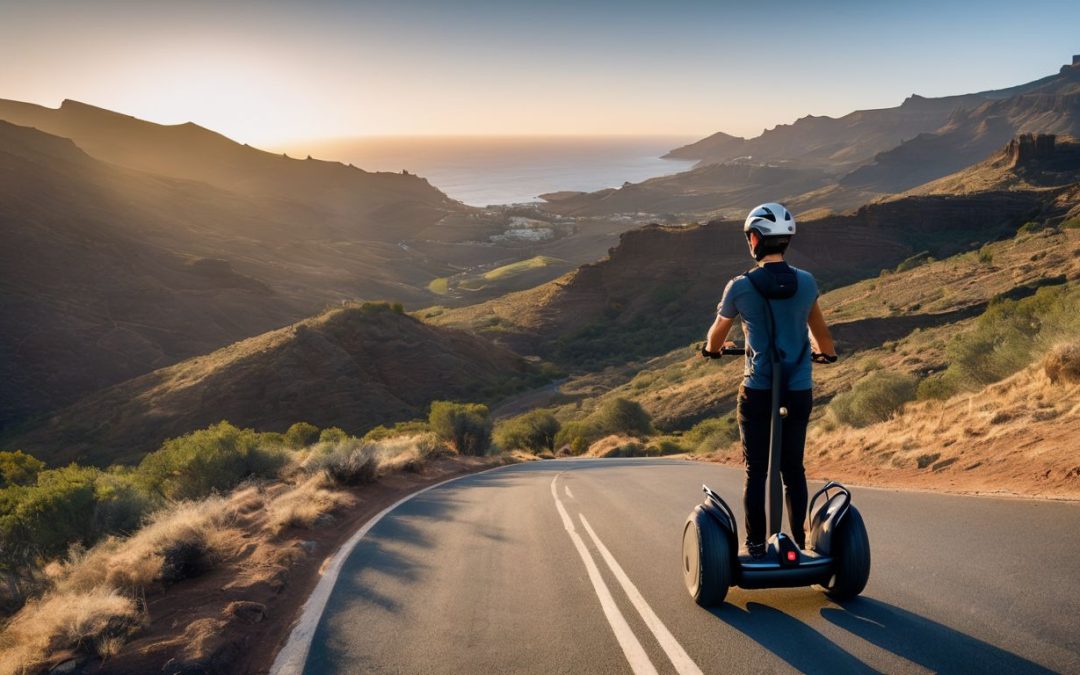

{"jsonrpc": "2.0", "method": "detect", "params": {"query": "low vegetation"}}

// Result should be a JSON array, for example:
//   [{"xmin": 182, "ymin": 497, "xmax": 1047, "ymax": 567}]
[
  {"xmin": 428, "ymin": 401, "xmax": 493, "ymax": 455},
  {"xmin": 918, "ymin": 283, "xmax": 1080, "ymax": 400},
  {"xmin": 554, "ymin": 398, "xmax": 654, "ymax": 453},
  {"xmin": 828, "ymin": 371, "xmax": 919, "ymax": 428},
  {"xmin": 493, "ymin": 410, "xmax": 560, "ymax": 453}
]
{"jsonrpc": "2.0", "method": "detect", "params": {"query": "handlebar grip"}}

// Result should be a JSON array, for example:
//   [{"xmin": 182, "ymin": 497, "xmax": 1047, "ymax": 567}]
[
  {"xmin": 812, "ymin": 352, "xmax": 838, "ymax": 364},
  {"xmin": 720, "ymin": 348, "xmax": 745, "ymax": 356}
]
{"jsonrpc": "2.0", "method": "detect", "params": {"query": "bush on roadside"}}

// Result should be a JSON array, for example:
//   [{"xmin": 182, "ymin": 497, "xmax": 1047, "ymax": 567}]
[
  {"xmin": 494, "ymin": 410, "xmax": 560, "ymax": 452},
  {"xmin": 0, "ymin": 451, "xmax": 45, "ymax": 488},
  {"xmin": 304, "ymin": 439, "xmax": 379, "ymax": 485},
  {"xmin": 428, "ymin": 401, "xmax": 492, "ymax": 456},
  {"xmin": 284, "ymin": 422, "xmax": 320, "ymax": 449},
  {"xmin": 684, "ymin": 414, "xmax": 740, "ymax": 453},
  {"xmin": 829, "ymin": 371, "xmax": 919, "ymax": 427},
  {"xmin": 318, "ymin": 427, "xmax": 349, "ymax": 444},
  {"xmin": 554, "ymin": 398, "xmax": 654, "ymax": 453},
  {"xmin": 135, "ymin": 422, "xmax": 287, "ymax": 500}
]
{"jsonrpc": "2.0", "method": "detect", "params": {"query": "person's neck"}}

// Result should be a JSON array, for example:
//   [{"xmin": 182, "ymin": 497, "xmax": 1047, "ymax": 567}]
[{"xmin": 758, "ymin": 254, "xmax": 785, "ymax": 266}]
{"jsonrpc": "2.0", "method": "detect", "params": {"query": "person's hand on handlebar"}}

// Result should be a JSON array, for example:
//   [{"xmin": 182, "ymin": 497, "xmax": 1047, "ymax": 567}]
[
  {"xmin": 700, "ymin": 341, "xmax": 739, "ymax": 359},
  {"xmin": 812, "ymin": 352, "xmax": 838, "ymax": 364}
]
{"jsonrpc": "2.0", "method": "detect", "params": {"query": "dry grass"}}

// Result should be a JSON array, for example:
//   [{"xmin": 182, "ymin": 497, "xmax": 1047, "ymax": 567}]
[
  {"xmin": 802, "ymin": 361, "xmax": 1080, "ymax": 498},
  {"xmin": 586, "ymin": 435, "xmax": 651, "ymax": 458},
  {"xmin": 49, "ymin": 497, "xmax": 242, "ymax": 596},
  {"xmin": 265, "ymin": 474, "xmax": 353, "ymax": 534},
  {"xmin": 0, "ymin": 587, "xmax": 142, "ymax": 675},
  {"xmin": 1043, "ymin": 341, "xmax": 1080, "ymax": 384}
]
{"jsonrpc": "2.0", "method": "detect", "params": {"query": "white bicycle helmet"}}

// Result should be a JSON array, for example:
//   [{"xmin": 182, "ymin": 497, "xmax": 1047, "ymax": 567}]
[
  {"xmin": 743, "ymin": 202, "xmax": 796, "ymax": 236},
  {"xmin": 743, "ymin": 203, "xmax": 795, "ymax": 260}
]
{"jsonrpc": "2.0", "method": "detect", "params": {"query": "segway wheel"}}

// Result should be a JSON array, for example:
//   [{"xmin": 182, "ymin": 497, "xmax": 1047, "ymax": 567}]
[
  {"xmin": 823, "ymin": 505, "xmax": 871, "ymax": 600},
  {"xmin": 682, "ymin": 507, "xmax": 732, "ymax": 606}
]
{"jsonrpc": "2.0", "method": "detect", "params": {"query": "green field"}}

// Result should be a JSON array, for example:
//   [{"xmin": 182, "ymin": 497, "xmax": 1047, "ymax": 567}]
[{"xmin": 482, "ymin": 256, "xmax": 564, "ymax": 281}]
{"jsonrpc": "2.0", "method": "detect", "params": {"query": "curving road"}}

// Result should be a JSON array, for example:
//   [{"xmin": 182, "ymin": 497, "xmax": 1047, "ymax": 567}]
[{"xmin": 295, "ymin": 459, "xmax": 1080, "ymax": 674}]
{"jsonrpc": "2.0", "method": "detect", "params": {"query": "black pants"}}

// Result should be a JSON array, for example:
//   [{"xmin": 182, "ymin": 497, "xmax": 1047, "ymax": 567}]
[{"xmin": 738, "ymin": 386, "xmax": 813, "ymax": 548}]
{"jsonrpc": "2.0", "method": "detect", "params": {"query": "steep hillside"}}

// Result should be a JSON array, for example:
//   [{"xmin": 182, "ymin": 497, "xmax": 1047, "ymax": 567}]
[
  {"xmin": 664, "ymin": 92, "xmax": 987, "ymax": 170},
  {"xmin": 0, "ymin": 122, "xmax": 309, "ymax": 431},
  {"xmin": 0, "ymin": 98, "xmax": 463, "ymax": 241},
  {"xmin": 842, "ymin": 62, "xmax": 1080, "ymax": 193},
  {"xmin": 433, "ymin": 185, "xmax": 1069, "ymax": 366},
  {"xmin": 3, "ymin": 303, "xmax": 541, "ymax": 467}
]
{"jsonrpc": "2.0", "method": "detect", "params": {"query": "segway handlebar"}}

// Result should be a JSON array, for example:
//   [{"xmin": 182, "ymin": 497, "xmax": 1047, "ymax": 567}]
[
  {"xmin": 702, "ymin": 343, "xmax": 838, "ymax": 363},
  {"xmin": 700, "ymin": 342, "xmax": 744, "ymax": 359}
]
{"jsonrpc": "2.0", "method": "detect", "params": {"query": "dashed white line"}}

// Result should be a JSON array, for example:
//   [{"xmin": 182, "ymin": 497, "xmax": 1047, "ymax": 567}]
[
  {"xmin": 550, "ymin": 475, "xmax": 658, "ymax": 675},
  {"xmin": 580, "ymin": 514, "xmax": 703, "ymax": 675},
  {"xmin": 565, "ymin": 484, "xmax": 574, "ymax": 499}
]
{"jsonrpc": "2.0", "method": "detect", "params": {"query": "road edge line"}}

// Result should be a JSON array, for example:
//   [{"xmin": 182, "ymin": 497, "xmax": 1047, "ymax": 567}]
[
  {"xmin": 580, "ymin": 514, "xmax": 703, "ymax": 675},
  {"xmin": 270, "ymin": 462, "xmax": 518, "ymax": 675},
  {"xmin": 550, "ymin": 475, "xmax": 658, "ymax": 675}
]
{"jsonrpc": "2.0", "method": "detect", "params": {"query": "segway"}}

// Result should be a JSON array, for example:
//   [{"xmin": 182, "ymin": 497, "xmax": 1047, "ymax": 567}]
[{"xmin": 681, "ymin": 343, "xmax": 871, "ymax": 606}]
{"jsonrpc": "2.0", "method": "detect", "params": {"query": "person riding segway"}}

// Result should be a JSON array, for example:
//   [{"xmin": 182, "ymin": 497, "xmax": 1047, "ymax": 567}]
[{"xmin": 682, "ymin": 203, "xmax": 870, "ymax": 606}]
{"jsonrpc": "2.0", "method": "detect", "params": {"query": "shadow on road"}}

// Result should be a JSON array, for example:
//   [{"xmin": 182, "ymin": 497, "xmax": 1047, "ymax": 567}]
[
  {"xmin": 710, "ymin": 596, "xmax": 1054, "ymax": 674},
  {"xmin": 709, "ymin": 602, "xmax": 870, "ymax": 674},
  {"xmin": 822, "ymin": 597, "xmax": 1055, "ymax": 674}
]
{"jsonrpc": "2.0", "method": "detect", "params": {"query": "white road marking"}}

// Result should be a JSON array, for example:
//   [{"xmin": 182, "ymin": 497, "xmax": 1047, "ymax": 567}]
[
  {"xmin": 550, "ymin": 476, "xmax": 658, "ymax": 675},
  {"xmin": 580, "ymin": 514, "xmax": 703, "ymax": 675},
  {"xmin": 565, "ymin": 484, "xmax": 574, "ymax": 499}
]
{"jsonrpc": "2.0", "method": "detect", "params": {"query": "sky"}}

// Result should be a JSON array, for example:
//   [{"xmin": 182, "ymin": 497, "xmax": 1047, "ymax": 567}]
[{"xmin": 1, "ymin": 0, "xmax": 1078, "ymax": 145}]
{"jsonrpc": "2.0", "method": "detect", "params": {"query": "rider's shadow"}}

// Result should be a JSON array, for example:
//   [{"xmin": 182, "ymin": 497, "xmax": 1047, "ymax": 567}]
[
  {"xmin": 709, "ymin": 601, "xmax": 871, "ymax": 674},
  {"xmin": 710, "ymin": 597, "xmax": 1054, "ymax": 674},
  {"xmin": 820, "ymin": 597, "xmax": 1055, "ymax": 674}
]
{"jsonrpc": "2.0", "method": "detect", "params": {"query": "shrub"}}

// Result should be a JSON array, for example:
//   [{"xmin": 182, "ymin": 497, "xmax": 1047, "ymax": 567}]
[
  {"xmin": 1043, "ymin": 342, "xmax": 1080, "ymax": 384},
  {"xmin": 916, "ymin": 374, "xmax": 960, "ymax": 401},
  {"xmin": 429, "ymin": 402, "xmax": 492, "ymax": 456},
  {"xmin": 1018, "ymin": 220, "xmax": 1044, "ymax": 235},
  {"xmin": 592, "ymin": 398, "xmax": 653, "ymax": 437},
  {"xmin": 685, "ymin": 414, "xmax": 740, "ymax": 453},
  {"xmin": 305, "ymin": 440, "xmax": 379, "ymax": 485},
  {"xmin": 0, "ymin": 451, "xmax": 45, "ymax": 488},
  {"xmin": 0, "ymin": 465, "xmax": 100, "ymax": 568},
  {"xmin": 829, "ymin": 371, "xmax": 919, "ymax": 427},
  {"xmin": 494, "ymin": 410, "xmax": 560, "ymax": 452},
  {"xmin": 284, "ymin": 422, "xmax": 320, "ymax": 449},
  {"xmin": 135, "ymin": 422, "xmax": 286, "ymax": 500},
  {"xmin": 1061, "ymin": 215, "xmax": 1080, "ymax": 230},
  {"xmin": 977, "ymin": 245, "xmax": 994, "ymax": 265},
  {"xmin": 318, "ymin": 427, "xmax": 349, "ymax": 444}
]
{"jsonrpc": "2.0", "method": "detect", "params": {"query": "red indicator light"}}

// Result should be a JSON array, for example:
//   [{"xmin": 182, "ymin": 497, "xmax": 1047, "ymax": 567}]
[{"xmin": 786, "ymin": 551, "xmax": 797, "ymax": 562}]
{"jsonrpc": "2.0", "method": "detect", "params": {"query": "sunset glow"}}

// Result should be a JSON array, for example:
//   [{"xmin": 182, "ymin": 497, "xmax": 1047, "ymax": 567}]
[{"xmin": 1, "ymin": 0, "xmax": 1077, "ymax": 145}]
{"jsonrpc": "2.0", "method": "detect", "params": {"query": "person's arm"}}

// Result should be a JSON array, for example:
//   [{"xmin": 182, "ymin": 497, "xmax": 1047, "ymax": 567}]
[
  {"xmin": 807, "ymin": 300, "xmax": 836, "ymax": 356},
  {"xmin": 706, "ymin": 315, "xmax": 735, "ymax": 353}
]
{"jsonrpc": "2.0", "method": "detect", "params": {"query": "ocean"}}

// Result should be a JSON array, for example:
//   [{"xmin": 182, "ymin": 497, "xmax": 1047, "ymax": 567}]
[{"xmin": 279, "ymin": 135, "xmax": 699, "ymax": 207}]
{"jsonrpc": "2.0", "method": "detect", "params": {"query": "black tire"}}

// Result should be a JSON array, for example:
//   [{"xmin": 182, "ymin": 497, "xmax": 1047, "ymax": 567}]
[
  {"xmin": 823, "ymin": 505, "xmax": 871, "ymax": 600},
  {"xmin": 682, "ymin": 507, "xmax": 732, "ymax": 607}
]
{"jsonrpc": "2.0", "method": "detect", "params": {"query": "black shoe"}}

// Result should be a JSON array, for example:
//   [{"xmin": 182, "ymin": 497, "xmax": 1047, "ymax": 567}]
[{"xmin": 743, "ymin": 542, "xmax": 767, "ymax": 560}]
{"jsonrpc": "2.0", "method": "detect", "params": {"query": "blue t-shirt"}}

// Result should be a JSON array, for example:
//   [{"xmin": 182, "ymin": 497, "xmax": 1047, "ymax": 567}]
[{"xmin": 717, "ymin": 263, "xmax": 819, "ymax": 391}]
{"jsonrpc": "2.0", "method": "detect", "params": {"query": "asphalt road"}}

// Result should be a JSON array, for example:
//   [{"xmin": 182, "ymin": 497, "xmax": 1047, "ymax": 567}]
[{"xmin": 300, "ymin": 459, "xmax": 1080, "ymax": 674}]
